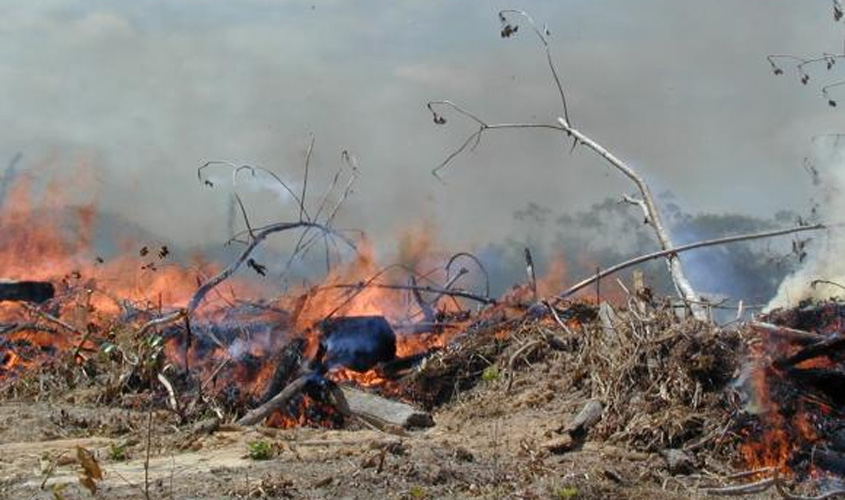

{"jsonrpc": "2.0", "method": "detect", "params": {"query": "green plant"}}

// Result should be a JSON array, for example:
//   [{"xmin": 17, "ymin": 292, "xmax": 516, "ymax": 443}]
[
  {"xmin": 482, "ymin": 365, "xmax": 500, "ymax": 382},
  {"xmin": 108, "ymin": 442, "xmax": 128, "ymax": 461},
  {"xmin": 553, "ymin": 485, "xmax": 578, "ymax": 499},
  {"xmin": 408, "ymin": 485, "xmax": 427, "ymax": 499},
  {"xmin": 246, "ymin": 440, "xmax": 274, "ymax": 460}
]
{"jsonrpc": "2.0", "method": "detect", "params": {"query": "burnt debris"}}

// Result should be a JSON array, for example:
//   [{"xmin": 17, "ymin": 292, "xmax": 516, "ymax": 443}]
[
  {"xmin": 314, "ymin": 315, "xmax": 397, "ymax": 373},
  {"xmin": 0, "ymin": 280, "xmax": 54, "ymax": 304}
]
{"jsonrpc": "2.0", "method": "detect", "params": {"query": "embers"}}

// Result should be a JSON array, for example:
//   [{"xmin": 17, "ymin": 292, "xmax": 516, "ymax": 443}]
[{"xmin": 738, "ymin": 301, "xmax": 845, "ymax": 479}]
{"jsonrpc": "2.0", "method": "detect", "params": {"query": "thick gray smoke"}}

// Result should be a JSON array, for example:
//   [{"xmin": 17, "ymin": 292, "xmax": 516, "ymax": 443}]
[
  {"xmin": 0, "ymin": 1, "xmax": 836, "ymax": 273},
  {"xmin": 767, "ymin": 141, "xmax": 845, "ymax": 309}
]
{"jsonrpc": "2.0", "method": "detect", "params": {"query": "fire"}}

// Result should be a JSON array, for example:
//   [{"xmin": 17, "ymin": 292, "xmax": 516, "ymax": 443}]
[
  {"xmin": 739, "ymin": 308, "xmax": 843, "ymax": 478},
  {"xmin": 0, "ymin": 167, "xmax": 538, "ymax": 428}
]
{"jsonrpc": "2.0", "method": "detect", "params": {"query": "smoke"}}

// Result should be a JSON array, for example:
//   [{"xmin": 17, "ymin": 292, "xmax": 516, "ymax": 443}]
[{"xmin": 767, "ymin": 140, "xmax": 844, "ymax": 309}]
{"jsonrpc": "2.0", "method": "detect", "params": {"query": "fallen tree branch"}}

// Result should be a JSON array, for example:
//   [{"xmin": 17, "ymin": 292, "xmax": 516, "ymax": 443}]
[
  {"xmin": 236, "ymin": 375, "xmax": 310, "ymax": 426},
  {"xmin": 750, "ymin": 321, "xmax": 825, "ymax": 345},
  {"xmin": 556, "ymin": 223, "xmax": 826, "ymax": 301},
  {"xmin": 702, "ymin": 477, "xmax": 775, "ymax": 496}
]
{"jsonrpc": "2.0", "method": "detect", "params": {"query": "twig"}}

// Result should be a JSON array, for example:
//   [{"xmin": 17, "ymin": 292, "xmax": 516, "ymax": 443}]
[
  {"xmin": 157, "ymin": 372, "xmax": 180, "ymax": 415},
  {"xmin": 702, "ymin": 477, "xmax": 774, "ymax": 496},
  {"xmin": 198, "ymin": 161, "xmax": 310, "ymax": 222},
  {"xmin": 188, "ymin": 221, "xmax": 351, "ymax": 312},
  {"xmin": 332, "ymin": 282, "xmax": 495, "ymax": 305},
  {"xmin": 446, "ymin": 252, "xmax": 491, "ymax": 300},
  {"xmin": 811, "ymin": 279, "xmax": 845, "ymax": 292},
  {"xmin": 557, "ymin": 223, "xmax": 826, "ymax": 301},
  {"xmin": 22, "ymin": 304, "xmax": 85, "ymax": 337},
  {"xmin": 135, "ymin": 310, "xmax": 185, "ymax": 338},
  {"xmin": 300, "ymin": 133, "xmax": 315, "ymax": 222}
]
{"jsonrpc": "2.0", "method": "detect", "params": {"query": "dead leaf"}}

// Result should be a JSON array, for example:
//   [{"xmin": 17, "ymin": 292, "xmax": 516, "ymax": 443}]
[
  {"xmin": 76, "ymin": 446, "xmax": 103, "ymax": 480},
  {"xmin": 78, "ymin": 474, "xmax": 97, "ymax": 495}
]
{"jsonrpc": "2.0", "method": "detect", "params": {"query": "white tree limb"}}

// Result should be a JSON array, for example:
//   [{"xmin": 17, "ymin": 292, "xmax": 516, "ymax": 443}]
[{"xmin": 557, "ymin": 117, "xmax": 706, "ymax": 319}]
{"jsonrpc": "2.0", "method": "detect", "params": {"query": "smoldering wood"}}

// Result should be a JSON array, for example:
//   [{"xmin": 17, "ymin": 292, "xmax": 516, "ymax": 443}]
[
  {"xmin": 774, "ymin": 336, "xmax": 845, "ymax": 369},
  {"xmin": 0, "ymin": 280, "xmax": 54, "ymax": 304},
  {"xmin": 317, "ymin": 316, "xmax": 396, "ymax": 373},
  {"xmin": 812, "ymin": 449, "xmax": 845, "ymax": 477},
  {"xmin": 259, "ymin": 338, "xmax": 307, "ymax": 405},
  {"xmin": 750, "ymin": 321, "xmax": 826, "ymax": 346},
  {"xmin": 236, "ymin": 375, "xmax": 310, "ymax": 426},
  {"xmin": 785, "ymin": 367, "xmax": 845, "ymax": 406},
  {"xmin": 339, "ymin": 386, "xmax": 434, "ymax": 429}
]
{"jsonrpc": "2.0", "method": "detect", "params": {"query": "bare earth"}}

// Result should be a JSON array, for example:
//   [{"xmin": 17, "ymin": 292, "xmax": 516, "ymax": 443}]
[{"xmin": 0, "ymin": 373, "xmax": 776, "ymax": 500}]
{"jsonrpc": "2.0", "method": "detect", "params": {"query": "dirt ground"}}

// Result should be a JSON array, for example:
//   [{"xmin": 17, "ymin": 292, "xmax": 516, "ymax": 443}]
[{"xmin": 0, "ymin": 361, "xmax": 779, "ymax": 500}]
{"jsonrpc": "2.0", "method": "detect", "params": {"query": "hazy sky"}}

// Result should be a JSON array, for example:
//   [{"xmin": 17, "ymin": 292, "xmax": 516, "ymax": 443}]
[{"xmin": 0, "ymin": 0, "xmax": 841, "ymax": 257}]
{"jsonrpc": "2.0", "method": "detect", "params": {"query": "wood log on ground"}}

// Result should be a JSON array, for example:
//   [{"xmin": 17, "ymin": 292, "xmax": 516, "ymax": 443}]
[
  {"xmin": 0, "ymin": 280, "xmax": 54, "ymax": 304},
  {"xmin": 545, "ymin": 400, "xmax": 604, "ymax": 454},
  {"xmin": 340, "ymin": 386, "xmax": 434, "ymax": 429}
]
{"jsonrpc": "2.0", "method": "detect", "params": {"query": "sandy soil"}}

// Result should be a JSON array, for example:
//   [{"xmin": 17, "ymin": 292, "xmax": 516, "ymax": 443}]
[{"xmin": 0, "ymin": 373, "xmax": 777, "ymax": 500}]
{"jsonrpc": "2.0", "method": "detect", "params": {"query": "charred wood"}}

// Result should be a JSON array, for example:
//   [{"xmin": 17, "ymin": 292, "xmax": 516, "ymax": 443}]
[
  {"xmin": 259, "ymin": 338, "xmax": 307, "ymax": 405},
  {"xmin": 236, "ymin": 374, "xmax": 311, "ymax": 426},
  {"xmin": 774, "ymin": 336, "xmax": 845, "ymax": 369},
  {"xmin": 0, "ymin": 280, "xmax": 54, "ymax": 304},
  {"xmin": 785, "ymin": 367, "xmax": 845, "ymax": 406},
  {"xmin": 316, "ymin": 316, "xmax": 396, "ymax": 373}
]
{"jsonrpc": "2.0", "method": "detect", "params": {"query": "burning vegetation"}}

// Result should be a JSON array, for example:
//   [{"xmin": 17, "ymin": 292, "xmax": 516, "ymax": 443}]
[{"xmin": 2, "ymin": 7, "xmax": 845, "ymax": 500}]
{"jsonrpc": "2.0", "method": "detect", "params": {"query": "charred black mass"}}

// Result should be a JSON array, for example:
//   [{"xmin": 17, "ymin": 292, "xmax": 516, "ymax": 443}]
[{"xmin": 315, "ymin": 315, "xmax": 397, "ymax": 373}]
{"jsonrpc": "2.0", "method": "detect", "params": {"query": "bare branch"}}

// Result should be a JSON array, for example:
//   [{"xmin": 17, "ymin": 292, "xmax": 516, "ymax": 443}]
[
  {"xmin": 557, "ymin": 116, "xmax": 705, "ymax": 318},
  {"xmin": 498, "ymin": 9, "xmax": 570, "ymax": 124},
  {"xmin": 198, "ymin": 160, "xmax": 311, "ymax": 222},
  {"xmin": 188, "ymin": 221, "xmax": 353, "ymax": 313},
  {"xmin": 332, "ymin": 282, "xmax": 495, "ymax": 305},
  {"xmin": 301, "ymin": 133, "xmax": 315, "ymax": 222},
  {"xmin": 557, "ymin": 223, "xmax": 826, "ymax": 301},
  {"xmin": 445, "ymin": 251, "xmax": 491, "ymax": 299}
]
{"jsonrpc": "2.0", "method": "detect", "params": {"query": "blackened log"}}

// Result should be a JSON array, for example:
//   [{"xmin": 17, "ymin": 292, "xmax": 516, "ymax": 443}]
[
  {"xmin": 0, "ymin": 281, "xmax": 54, "ymax": 304},
  {"xmin": 317, "ymin": 316, "xmax": 396, "ymax": 373},
  {"xmin": 774, "ymin": 336, "xmax": 845, "ymax": 369},
  {"xmin": 259, "ymin": 338, "xmax": 307, "ymax": 404},
  {"xmin": 786, "ymin": 368, "xmax": 845, "ymax": 406}
]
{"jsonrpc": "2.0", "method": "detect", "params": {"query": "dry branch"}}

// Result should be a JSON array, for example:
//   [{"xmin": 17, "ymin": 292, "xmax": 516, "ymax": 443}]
[
  {"xmin": 236, "ymin": 375, "xmax": 310, "ymax": 426},
  {"xmin": 188, "ymin": 221, "xmax": 351, "ymax": 312},
  {"xmin": 333, "ymin": 282, "xmax": 495, "ymax": 305},
  {"xmin": 556, "ymin": 223, "xmax": 826, "ymax": 302}
]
